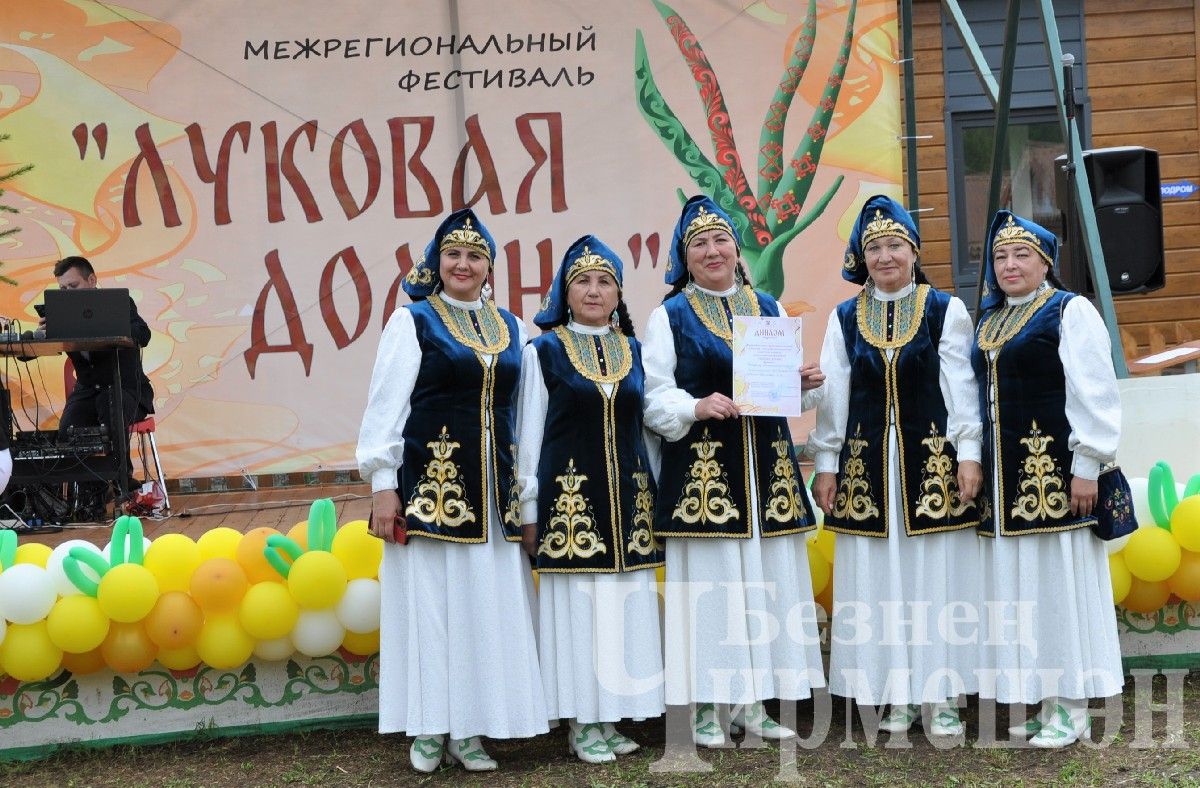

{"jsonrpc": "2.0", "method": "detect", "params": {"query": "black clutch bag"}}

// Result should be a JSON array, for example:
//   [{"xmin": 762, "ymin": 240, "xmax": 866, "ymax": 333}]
[{"xmin": 1091, "ymin": 465, "xmax": 1137, "ymax": 541}]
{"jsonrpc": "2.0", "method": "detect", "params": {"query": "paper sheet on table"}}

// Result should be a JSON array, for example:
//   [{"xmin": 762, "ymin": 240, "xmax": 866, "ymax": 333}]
[
  {"xmin": 1135, "ymin": 347, "xmax": 1200, "ymax": 365},
  {"xmin": 732, "ymin": 315, "xmax": 803, "ymax": 417}
]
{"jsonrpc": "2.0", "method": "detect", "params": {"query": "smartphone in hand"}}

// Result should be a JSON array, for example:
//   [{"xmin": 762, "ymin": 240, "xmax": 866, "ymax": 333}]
[{"xmin": 393, "ymin": 514, "xmax": 408, "ymax": 545}]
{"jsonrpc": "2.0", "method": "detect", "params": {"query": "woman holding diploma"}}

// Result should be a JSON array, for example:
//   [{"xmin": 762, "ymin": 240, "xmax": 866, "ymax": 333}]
[
  {"xmin": 517, "ymin": 235, "xmax": 665, "ymax": 763},
  {"xmin": 643, "ymin": 194, "xmax": 825, "ymax": 747},
  {"xmin": 810, "ymin": 195, "xmax": 983, "ymax": 737},
  {"xmin": 357, "ymin": 208, "xmax": 547, "ymax": 772},
  {"xmin": 972, "ymin": 211, "xmax": 1123, "ymax": 747}
]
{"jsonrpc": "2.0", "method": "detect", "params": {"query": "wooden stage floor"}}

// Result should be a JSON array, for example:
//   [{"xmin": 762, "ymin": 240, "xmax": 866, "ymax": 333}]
[{"xmin": 14, "ymin": 483, "xmax": 373, "ymax": 549}]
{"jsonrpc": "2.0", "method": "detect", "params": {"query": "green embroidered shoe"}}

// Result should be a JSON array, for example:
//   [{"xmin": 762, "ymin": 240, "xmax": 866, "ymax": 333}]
[
  {"xmin": 878, "ymin": 704, "xmax": 921, "ymax": 733},
  {"xmin": 732, "ymin": 701, "xmax": 796, "ymax": 739},
  {"xmin": 600, "ymin": 722, "xmax": 640, "ymax": 755},
  {"xmin": 692, "ymin": 703, "xmax": 726, "ymax": 748},
  {"xmin": 1007, "ymin": 716, "xmax": 1042, "ymax": 738},
  {"xmin": 1029, "ymin": 705, "xmax": 1091, "ymax": 749},
  {"xmin": 569, "ymin": 720, "xmax": 616, "ymax": 764},
  {"xmin": 409, "ymin": 735, "xmax": 445, "ymax": 773},
  {"xmin": 447, "ymin": 736, "xmax": 498, "ymax": 771},
  {"xmin": 929, "ymin": 705, "xmax": 965, "ymax": 737}
]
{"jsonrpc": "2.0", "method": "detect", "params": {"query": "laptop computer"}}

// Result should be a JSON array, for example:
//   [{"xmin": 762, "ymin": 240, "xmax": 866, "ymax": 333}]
[{"xmin": 43, "ymin": 288, "xmax": 133, "ymax": 340}]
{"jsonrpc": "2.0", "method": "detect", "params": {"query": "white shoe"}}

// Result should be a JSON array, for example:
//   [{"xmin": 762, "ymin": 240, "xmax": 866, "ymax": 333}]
[
  {"xmin": 446, "ymin": 736, "xmax": 498, "ymax": 771},
  {"xmin": 692, "ymin": 703, "xmax": 727, "ymax": 748},
  {"xmin": 732, "ymin": 701, "xmax": 796, "ymax": 739},
  {"xmin": 600, "ymin": 722, "xmax": 640, "ymax": 755},
  {"xmin": 408, "ymin": 735, "xmax": 445, "ymax": 773},
  {"xmin": 878, "ymin": 704, "xmax": 920, "ymax": 733},
  {"xmin": 568, "ymin": 721, "xmax": 616, "ymax": 764},
  {"xmin": 929, "ymin": 703, "xmax": 964, "ymax": 737},
  {"xmin": 1029, "ymin": 703, "xmax": 1091, "ymax": 748}
]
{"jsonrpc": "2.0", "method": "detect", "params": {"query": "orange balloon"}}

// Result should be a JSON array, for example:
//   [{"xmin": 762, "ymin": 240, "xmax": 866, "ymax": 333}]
[
  {"xmin": 236, "ymin": 527, "xmax": 284, "ymax": 583},
  {"xmin": 143, "ymin": 591, "xmax": 204, "ymax": 649},
  {"xmin": 190, "ymin": 558, "xmax": 250, "ymax": 614},
  {"xmin": 62, "ymin": 647, "xmax": 107, "ymax": 676},
  {"xmin": 1121, "ymin": 577, "xmax": 1172, "ymax": 614},
  {"xmin": 342, "ymin": 629, "xmax": 380, "ymax": 656},
  {"xmin": 101, "ymin": 622, "xmax": 158, "ymax": 673},
  {"xmin": 286, "ymin": 522, "xmax": 309, "ymax": 552},
  {"xmin": 1167, "ymin": 550, "xmax": 1200, "ymax": 602}
]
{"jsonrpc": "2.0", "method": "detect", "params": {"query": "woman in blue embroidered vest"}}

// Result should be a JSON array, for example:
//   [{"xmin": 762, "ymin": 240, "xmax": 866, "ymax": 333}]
[
  {"xmin": 972, "ymin": 211, "xmax": 1123, "ymax": 748},
  {"xmin": 810, "ymin": 195, "xmax": 983, "ymax": 737},
  {"xmin": 643, "ymin": 195, "xmax": 825, "ymax": 747},
  {"xmin": 516, "ymin": 235, "xmax": 665, "ymax": 763},
  {"xmin": 356, "ymin": 208, "xmax": 547, "ymax": 772}
]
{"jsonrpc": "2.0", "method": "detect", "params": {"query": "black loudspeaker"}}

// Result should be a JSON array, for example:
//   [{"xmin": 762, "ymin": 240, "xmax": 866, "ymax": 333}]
[{"xmin": 1055, "ymin": 146, "xmax": 1165, "ymax": 295}]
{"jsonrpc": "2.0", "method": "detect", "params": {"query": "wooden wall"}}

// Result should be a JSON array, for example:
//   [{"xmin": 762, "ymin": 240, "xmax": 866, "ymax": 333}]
[{"xmin": 901, "ymin": 0, "xmax": 1200, "ymax": 354}]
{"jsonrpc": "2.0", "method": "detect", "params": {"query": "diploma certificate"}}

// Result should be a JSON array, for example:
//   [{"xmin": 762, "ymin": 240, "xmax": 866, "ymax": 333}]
[{"xmin": 732, "ymin": 315, "xmax": 804, "ymax": 417}]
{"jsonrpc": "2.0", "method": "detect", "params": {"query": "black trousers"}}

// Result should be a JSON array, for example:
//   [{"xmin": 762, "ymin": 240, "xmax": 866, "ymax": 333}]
[{"xmin": 59, "ymin": 384, "xmax": 142, "ymax": 483}]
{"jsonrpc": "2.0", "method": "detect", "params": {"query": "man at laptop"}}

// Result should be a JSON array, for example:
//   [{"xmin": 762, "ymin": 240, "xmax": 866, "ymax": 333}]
[{"xmin": 39, "ymin": 256, "xmax": 154, "ymax": 490}]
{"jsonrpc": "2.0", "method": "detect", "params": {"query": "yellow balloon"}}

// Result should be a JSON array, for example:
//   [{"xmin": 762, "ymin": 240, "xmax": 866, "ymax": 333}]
[
  {"xmin": 0, "ymin": 621, "xmax": 63, "ymax": 682},
  {"xmin": 287, "ymin": 551, "xmax": 348, "ymax": 610},
  {"xmin": 157, "ymin": 645, "xmax": 202, "ymax": 672},
  {"xmin": 97, "ymin": 564, "xmax": 161, "ymax": 623},
  {"xmin": 239, "ymin": 581, "xmax": 300, "ymax": 640},
  {"xmin": 1108, "ymin": 553, "xmax": 1132, "ymax": 605},
  {"xmin": 342, "ymin": 629, "xmax": 380, "ymax": 656},
  {"xmin": 807, "ymin": 542, "xmax": 831, "ymax": 596},
  {"xmin": 814, "ymin": 528, "xmax": 836, "ymax": 565},
  {"xmin": 14, "ymin": 543, "xmax": 53, "ymax": 567},
  {"xmin": 331, "ymin": 520, "xmax": 383, "ymax": 580},
  {"xmin": 1123, "ymin": 527, "xmax": 1183, "ymax": 582},
  {"xmin": 1170, "ymin": 496, "xmax": 1200, "ymax": 552},
  {"xmin": 143, "ymin": 534, "xmax": 202, "ymax": 593},
  {"xmin": 197, "ymin": 527, "xmax": 243, "ymax": 562},
  {"xmin": 46, "ymin": 595, "xmax": 111, "ymax": 653},
  {"xmin": 195, "ymin": 615, "xmax": 255, "ymax": 670}
]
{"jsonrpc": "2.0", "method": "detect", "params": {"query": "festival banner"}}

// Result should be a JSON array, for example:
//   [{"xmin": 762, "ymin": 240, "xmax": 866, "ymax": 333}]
[{"xmin": 0, "ymin": 0, "xmax": 900, "ymax": 476}]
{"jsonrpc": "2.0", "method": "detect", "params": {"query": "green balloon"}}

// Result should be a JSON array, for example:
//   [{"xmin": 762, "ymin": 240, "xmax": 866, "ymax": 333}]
[
  {"xmin": 263, "ymin": 533, "xmax": 304, "ymax": 578},
  {"xmin": 0, "ymin": 530, "xmax": 15, "ymax": 570},
  {"xmin": 63, "ymin": 546, "xmax": 111, "ymax": 596}
]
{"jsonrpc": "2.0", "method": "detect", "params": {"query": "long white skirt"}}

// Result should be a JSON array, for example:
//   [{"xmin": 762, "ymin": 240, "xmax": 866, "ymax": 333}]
[
  {"xmin": 828, "ymin": 432, "xmax": 982, "ymax": 705},
  {"xmin": 537, "ymin": 569, "xmax": 665, "ymax": 723},
  {"xmin": 378, "ymin": 501, "xmax": 549, "ymax": 739},
  {"xmin": 977, "ymin": 527, "xmax": 1124, "ymax": 703},
  {"xmin": 663, "ymin": 530, "xmax": 825, "ymax": 705}
]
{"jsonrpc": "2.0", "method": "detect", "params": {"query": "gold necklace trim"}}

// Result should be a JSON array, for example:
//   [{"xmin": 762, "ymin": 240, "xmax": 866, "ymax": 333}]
[
  {"xmin": 428, "ymin": 295, "xmax": 510, "ymax": 355},
  {"xmin": 684, "ymin": 284, "xmax": 760, "ymax": 346},
  {"xmin": 855, "ymin": 283, "xmax": 929, "ymax": 350},
  {"xmin": 553, "ymin": 326, "xmax": 632, "ymax": 384},
  {"xmin": 976, "ymin": 287, "xmax": 1056, "ymax": 351}
]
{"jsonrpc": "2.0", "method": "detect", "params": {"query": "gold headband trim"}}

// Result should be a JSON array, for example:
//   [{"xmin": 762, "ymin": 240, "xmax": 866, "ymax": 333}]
[
  {"xmin": 438, "ymin": 217, "xmax": 491, "ymax": 259},
  {"xmin": 991, "ymin": 215, "xmax": 1053, "ymax": 266},
  {"xmin": 683, "ymin": 206, "xmax": 737, "ymax": 249},
  {"xmin": 860, "ymin": 209, "xmax": 918, "ymax": 252},
  {"xmin": 405, "ymin": 255, "xmax": 434, "ymax": 286},
  {"xmin": 565, "ymin": 246, "xmax": 618, "ymax": 286}
]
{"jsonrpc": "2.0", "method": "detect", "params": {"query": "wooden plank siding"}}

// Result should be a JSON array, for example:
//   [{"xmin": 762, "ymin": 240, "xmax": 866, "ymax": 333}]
[{"xmin": 901, "ymin": 0, "xmax": 1200, "ymax": 353}]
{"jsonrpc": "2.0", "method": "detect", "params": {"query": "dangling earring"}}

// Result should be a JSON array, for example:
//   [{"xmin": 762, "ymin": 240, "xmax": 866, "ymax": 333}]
[
  {"xmin": 481, "ymin": 281, "xmax": 493, "ymax": 301},
  {"xmin": 566, "ymin": 305, "xmax": 574, "ymax": 323},
  {"xmin": 610, "ymin": 308, "xmax": 619, "ymax": 331},
  {"xmin": 734, "ymin": 264, "xmax": 745, "ymax": 288}
]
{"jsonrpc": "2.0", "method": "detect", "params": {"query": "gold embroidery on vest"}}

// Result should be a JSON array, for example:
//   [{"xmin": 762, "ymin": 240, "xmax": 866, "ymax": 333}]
[
  {"xmin": 539, "ymin": 459, "xmax": 607, "ymax": 560},
  {"xmin": 1011, "ymin": 419, "xmax": 1070, "ymax": 521},
  {"xmin": 764, "ymin": 426, "xmax": 804, "ymax": 522},
  {"xmin": 833, "ymin": 424, "xmax": 880, "ymax": 521},
  {"xmin": 502, "ymin": 442, "xmax": 522, "ymax": 529},
  {"xmin": 406, "ymin": 426, "xmax": 477, "ymax": 527},
  {"xmin": 627, "ymin": 460, "xmax": 658, "ymax": 556},
  {"xmin": 673, "ymin": 427, "xmax": 740, "ymax": 525},
  {"xmin": 915, "ymin": 422, "xmax": 973, "ymax": 519}
]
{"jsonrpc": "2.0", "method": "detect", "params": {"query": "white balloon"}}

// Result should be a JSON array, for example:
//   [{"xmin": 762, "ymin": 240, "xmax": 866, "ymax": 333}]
[
  {"xmin": 292, "ymin": 610, "xmax": 344, "ymax": 658},
  {"xmin": 46, "ymin": 540, "xmax": 105, "ymax": 597},
  {"xmin": 0, "ymin": 616, "xmax": 6, "ymax": 648},
  {"xmin": 335, "ymin": 579, "xmax": 381, "ymax": 634},
  {"xmin": 0, "ymin": 564, "xmax": 57, "ymax": 624},
  {"xmin": 254, "ymin": 636, "xmax": 295, "ymax": 662},
  {"xmin": 1128, "ymin": 477, "xmax": 1151, "ymax": 525}
]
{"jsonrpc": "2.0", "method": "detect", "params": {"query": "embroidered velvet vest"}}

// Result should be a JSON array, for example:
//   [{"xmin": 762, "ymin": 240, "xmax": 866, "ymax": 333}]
[
  {"xmin": 398, "ymin": 298, "xmax": 522, "ymax": 544},
  {"xmin": 654, "ymin": 287, "xmax": 816, "ymax": 539},
  {"xmin": 531, "ymin": 329, "xmax": 663, "ymax": 573},
  {"xmin": 972, "ymin": 288, "xmax": 1092, "ymax": 536},
  {"xmin": 825, "ymin": 285, "xmax": 980, "ymax": 538}
]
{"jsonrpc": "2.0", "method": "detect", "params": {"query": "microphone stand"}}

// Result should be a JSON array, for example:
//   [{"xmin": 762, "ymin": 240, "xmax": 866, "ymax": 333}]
[{"xmin": 1061, "ymin": 54, "xmax": 1079, "ymax": 291}]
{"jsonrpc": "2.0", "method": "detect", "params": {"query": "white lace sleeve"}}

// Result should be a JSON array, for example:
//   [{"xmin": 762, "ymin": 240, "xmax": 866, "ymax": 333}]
[
  {"xmin": 809, "ymin": 310, "xmax": 849, "ymax": 474},
  {"xmin": 1059, "ymin": 296, "xmax": 1121, "ymax": 480},
  {"xmin": 642, "ymin": 305, "xmax": 699, "ymax": 442},
  {"xmin": 939, "ymin": 297, "xmax": 983, "ymax": 464},
  {"xmin": 516, "ymin": 342, "xmax": 547, "ymax": 524},
  {"xmin": 356, "ymin": 308, "xmax": 420, "ymax": 493}
]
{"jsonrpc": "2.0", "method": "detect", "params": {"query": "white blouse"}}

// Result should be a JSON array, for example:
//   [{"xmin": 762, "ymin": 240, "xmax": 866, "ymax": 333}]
[
  {"xmin": 809, "ymin": 282, "xmax": 983, "ymax": 474},
  {"xmin": 356, "ymin": 292, "xmax": 529, "ymax": 494}
]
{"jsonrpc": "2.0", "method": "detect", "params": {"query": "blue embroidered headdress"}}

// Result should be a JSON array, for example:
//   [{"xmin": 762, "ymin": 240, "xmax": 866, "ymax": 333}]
[
  {"xmin": 842, "ymin": 194, "xmax": 922, "ymax": 285},
  {"xmin": 402, "ymin": 207, "xmax": 497, "ymax": 299},
  {"xmin": 980, "ymin": 209, "xmax": 1058, "ymax": 311},
  {"xmin": 665, "ymin": 195, "xmax": 740, "ymax": 286},
  {"xmin": 533, "ymin": 235, "xmax": 623, "ymax": 329}
]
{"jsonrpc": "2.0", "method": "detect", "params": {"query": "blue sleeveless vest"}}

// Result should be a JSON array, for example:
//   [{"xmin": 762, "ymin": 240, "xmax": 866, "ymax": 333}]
[
  {"xmin": 654, "ymin": 288, "xmax": 816, "ymax": 539},
  {"xmin": 825, "ymin": 285, "xmax": 980, "ymax": 538},
  {"xmin": 972, "ymin": 289, "xmax": 1093, "ymax": 536},
  {"xmin": 398, "ymin": 299, "xmax": 522, "ymax": 544},
  {"xmin": 530, "ymin": 330, "xmax": 664, "ymax": 573}
]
